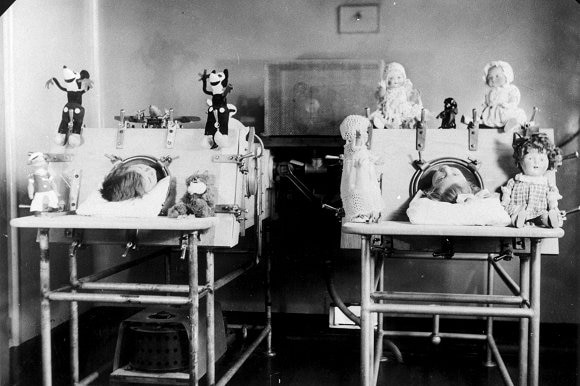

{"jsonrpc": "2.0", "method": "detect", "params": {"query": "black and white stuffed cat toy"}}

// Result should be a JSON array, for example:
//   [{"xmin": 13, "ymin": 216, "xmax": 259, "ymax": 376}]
[{"xmin": 199, "ymin": 69, "xmax": 237, "ymax": 149}]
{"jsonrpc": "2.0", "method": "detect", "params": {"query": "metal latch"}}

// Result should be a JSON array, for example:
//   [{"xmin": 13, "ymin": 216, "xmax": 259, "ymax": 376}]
[
  {"xmin": 116, "ymin": 109, "xmax": 128, "ymax": 149},
  {"xmin": 468, "ymin": 109, "xmax": 479, "ymax": 151},
  {"xmin": 214, "ymin": 204, "xmax": 247, "ymax": 222}
]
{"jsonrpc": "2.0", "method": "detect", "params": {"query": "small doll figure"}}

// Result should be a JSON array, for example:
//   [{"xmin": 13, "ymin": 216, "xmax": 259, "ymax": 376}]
[
  {"xmin": 371, "ymin": 62, "xmax": 423, "ymax": 129},
  {"xmin": 199, "ymin": 69, "xmax": 237, "ymax": 149},
  {"xmin": 480, "ymin": 61, "xmax": 527, "ymax": 131},
  {"xmin": 339, "ymin": 115, "xmax": 383, "ymax": 222},
  {"xmin": 27, "ymin": 152, "xmax": 60, "ymax": 214},
  {"xmin": 100, "ymin": 164, "xmax": 158, "ymax": 202},
  {"xmin": 168, "ymin": 172, "xmax": 215, "ymax": 218},
  {"xmin": 436, "ymin": 98, "xmax": 458, "ymax": 129},
  {"xmin": 425, "ymin": 165, "xmax": 487, "ymax": 203},
  {"xmin": 46, "ymin": 66, "xmax": 93, "ymax": 147},
  {"xmin": 501, "ymin": 134, "xmax": 563, "ymax": 228}
]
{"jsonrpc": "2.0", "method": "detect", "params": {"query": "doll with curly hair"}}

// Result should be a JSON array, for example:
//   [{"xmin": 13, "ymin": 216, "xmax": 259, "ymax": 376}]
[{"xmin": 501, "ymin": 134, "xmax": 563, "ymax": 228}]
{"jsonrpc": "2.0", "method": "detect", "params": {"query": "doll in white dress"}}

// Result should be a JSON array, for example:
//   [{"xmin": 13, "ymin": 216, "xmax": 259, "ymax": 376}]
[
  {"xmin": 339, "ymin": 115, "xmax": 383, "ymax": 222},
  {"xmin": 480, "ymin": 61, "xmax": 527, "ymax": 131},
  {"xmin": 372, "ymin": 62, "xmax": 423, "ymax": 129}
]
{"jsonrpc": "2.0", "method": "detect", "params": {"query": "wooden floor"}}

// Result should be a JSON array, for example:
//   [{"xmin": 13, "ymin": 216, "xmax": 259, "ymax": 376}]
[{"xmin": 10, "ymin": 308, "xmax": 578, "ymax": 386}]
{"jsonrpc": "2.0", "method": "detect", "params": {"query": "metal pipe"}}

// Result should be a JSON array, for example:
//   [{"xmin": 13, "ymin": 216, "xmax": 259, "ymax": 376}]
[
  {"xmin": 77, "ymin": 360, "xmax": 111, "ymax": 385},
  {"xmin": 3, "ymin": 8, "xmax": 21, "ymax": 348},
  {"xmin": 78, "ymin": 282, "xmax": 190, "ymax": 293},
  {"xmin": 214, "ymin": 260, "xmax": 256, "ymax": 291},
  {"xmin": 264, "ymin": 223, "xmax": 275, "ymax": 357},
  {"xmin": 485, "ymin": 255, "xmax": 495, "ymax": 367},
  {"xmin": 488, "ymin": 335, "xmax": 515, "ymax": 386},
  {"xmin": 529, "ymin": 239, "xmax": 542, "ymax": 386},
  {"xmin": 373, "ymin": 255, "xmax": 385, "ymax": 385},
  {"xmin": 188, "ymin": 232, "xmax": 199, "ymax": 386},
  {"xmin": 383, "ymin": 330, "xmax": 487, "ymax": 340},
  {"xmin": 519, "ymin": 255, "xmax": 530, "ymax": 386},
  {"xmin": 206, "ymin": 250, "xmax": 215, "ymax": 385},
  {"xmin": 371, "ymin": 292, "xmax": 523, "ymax": 305},
  {"xmin": 47, "ymin": 292, "xmax": 190, "ymax": 305},
  {"xmin": 77, "ymin": 247, "xmax": 169, "ymax": 284},
  {"xmin": 373, "ymin": 330, "xmax": 384, "ymax": 385},
  {"xmin": 360, "ymin": 236, "xmax": 372, "ymax": 386},
  {"xmin": 490, "ymin": 258, "xmax": 521, "ymax": 297},
  {"xmin": 216, "ymin": 325, "xmax": 271, "ymax": 386},
  {"xmin": 69, "ymin": 242, "xmax": 80, "ymax": 384},
  {"xmin": 39, "ymin": 230, "xmax": 52, "ymax": 386},
  {"xmin": 387, "ymin": 251, "xmax": 490, "ymax": 261},
  {"xmin": 368, "ymin": 303, "xmax": 533, "ymax": 318}
]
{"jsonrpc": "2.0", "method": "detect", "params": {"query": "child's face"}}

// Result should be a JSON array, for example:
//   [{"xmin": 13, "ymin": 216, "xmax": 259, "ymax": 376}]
[
  {"xmin": 432, "ymin": 166, "xmax": 467, "ymax": 192},
  {"xmin": 386, "ymin": 70, "xmax": 405, "ymax": 88},
  {"xmin": 520, "ymin": 148, "xmax": 549, "ymax": 177},
  {"xmin": 486, "ymin": 66, "xmax": 507, "ymax": 87},
  {"xmin": 127, "ymin": 164, "xmax": 158, "ymax": 193}
]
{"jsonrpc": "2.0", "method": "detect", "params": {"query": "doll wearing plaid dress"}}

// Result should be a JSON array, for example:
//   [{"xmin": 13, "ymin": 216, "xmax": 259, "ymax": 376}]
[{"xmin": 501, "ymin": 134, "xmax": 563, "ymax": 228}]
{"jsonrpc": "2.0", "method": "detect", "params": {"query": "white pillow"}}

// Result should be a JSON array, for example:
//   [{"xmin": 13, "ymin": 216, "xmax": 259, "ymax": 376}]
[
  {"xmin": 77, "ymin": 176, "xmax": 171, "ymax": 218},
  {"xmin": 406, "ymin": 191, "xmax": 511, "ymax": 226}
]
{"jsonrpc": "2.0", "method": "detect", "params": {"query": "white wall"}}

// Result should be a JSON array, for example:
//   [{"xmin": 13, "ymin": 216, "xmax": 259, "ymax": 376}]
[{"xmin": 1, "ymin": 0, "xmax": 579, "ymax": 346}]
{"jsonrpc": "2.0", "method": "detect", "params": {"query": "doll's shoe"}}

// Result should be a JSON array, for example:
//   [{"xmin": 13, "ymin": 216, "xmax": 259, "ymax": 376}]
[
  {"xmin": 68, "ymin": 134, "xmax": 82, "ymax": 148},
  {"xmin": 54, "ymin": 133, "xmax": 67, "ymax": 146},
  {"xmin": 214, "ymin": 131, "xmax": 229, "ymax": 148},
  {"xmin": 513, "ymin": 209, "xmax": 527, "ymax": 228},
  {"xmin": 504, "ymin": 118, "xmax": 520, "ymax": 133},
  {"xmin": 547, "ymin": 209, "xmax": 561, "ymax": 228},
  {"xmin": 200, "ymin": 135, "xmax": 214, "ymax": 149}
]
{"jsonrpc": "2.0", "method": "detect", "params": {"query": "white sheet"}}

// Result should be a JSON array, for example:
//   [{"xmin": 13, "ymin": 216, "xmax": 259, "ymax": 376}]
[
  {"xmin": 406, "ymin": 191, "xmax": 511, "ymax": 226},
  {"xmin": 77, "ymin": 176, "xmax": 171, "ymax": 218}
]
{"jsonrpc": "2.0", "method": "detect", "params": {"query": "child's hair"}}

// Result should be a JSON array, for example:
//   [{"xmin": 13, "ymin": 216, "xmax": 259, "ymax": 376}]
[
  {"xmin": 100, "ymin": 165, "xmax": 148, "ymax": 202},
  {"xmin": 425, "ymin": 181, "xmax": 480, "ymax": 203},
  {"xmin": 512, "ymin": 134, "xmax": 560, "ymax": 171}
]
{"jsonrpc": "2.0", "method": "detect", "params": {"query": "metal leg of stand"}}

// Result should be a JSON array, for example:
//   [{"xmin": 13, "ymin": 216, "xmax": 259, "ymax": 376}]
[
  {"xmin": 519, "ymin": 255, "xmax": 530, "ymax": 386},
  {"xmin": 39, "ymin": 229, "xmax": 52, "ymax": 386},
  {"xmin": 485, "ymin": 255, "xmax": 495, "ymax": 367},
  {"xmin": 188, "ymin": 231, "xmax": 199, "ymax": 386},
  {"xmin": 360, "ymin": 235, "xmax": 372, "ymax": 386},
  {"xmin": 69, "ymin": 241, "xmax": 80, "ymax": 384},
  {"xmin": 206, "ymin": 250, "xmax": 215, "ymax": 386},
  {"xmin": 529, "ymin": 239, "xmax": 541, "ymax": 386},
  {"xmin": 265, "ymin": 242, "xmax": 275, "ymax": 357}
]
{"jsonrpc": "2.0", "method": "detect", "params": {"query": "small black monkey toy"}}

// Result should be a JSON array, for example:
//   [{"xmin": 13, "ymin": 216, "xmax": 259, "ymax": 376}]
[{"xmin": 436, "ymin": 97, "xmax": 458, "ymax": 129}]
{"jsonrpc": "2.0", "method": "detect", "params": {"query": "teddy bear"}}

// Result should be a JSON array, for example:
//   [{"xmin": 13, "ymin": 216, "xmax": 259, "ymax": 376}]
[
  {"xmin": 46, "ymin": 65, "xmax": 93, "ymax": 147},
  {"xmin": 199, "ymin": 69, "xmax": 237, "ymax": 149},
  {"xmin": 168, "ymin": 172, "xmax": 216, "ymax": 218}
]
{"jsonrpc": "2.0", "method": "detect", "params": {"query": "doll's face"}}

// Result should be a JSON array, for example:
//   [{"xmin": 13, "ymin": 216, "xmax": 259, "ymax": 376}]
[
  {"xmin": 386, "ymin": 70, "xmax": 405, "ymax": 88},
  {"xmin": 127, "ymin": 164, "xmax": 158, "ymax": 193},
  {"xmin": 520, "ymin": 148, "xmax": 549, "ymax": 177},
  {"xmin": 431, "ymin": 166, "xmax": 467, "ymax": 192},
  {"xmin": 486, "ymin": 66, "xmax": 507, "ymax": 88}
]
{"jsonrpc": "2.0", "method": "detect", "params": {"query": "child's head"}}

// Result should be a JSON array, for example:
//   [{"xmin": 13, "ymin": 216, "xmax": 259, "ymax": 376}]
[
  {"xmin": 513, "ymin": 134, "xmax": 559, "ymax": 175},
  {"xmin": 425, "ymin": 165, "xmax": 478, "ymax": 203},
  {"xmin": 100, "ymin": 163, "xmax": 158, "ymax": 202},
  {"xmin": 384, "ymin": 62, "xmax": 407, "ymax": 88},
  {"xmin": 483, "ymin": 61, "xmax": 514, "ymax": 87}
]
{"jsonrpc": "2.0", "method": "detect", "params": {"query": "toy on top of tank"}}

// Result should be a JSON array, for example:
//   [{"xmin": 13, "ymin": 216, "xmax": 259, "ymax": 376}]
[
  {"xmin": 480, "ymin": 60, "xmax": 527, "ymax": 132},
  {"xmin": 370, "ymin": 62, "xmax": 423, "ymax": 130},
  {"xmin": 199, "ymin": 69, "xmax": 237, "ymax": 149},
  {"xmin": 27, "ymin": 152, "xmax": 61, "ymax": 215},
  {"xmin": 46, "ymin": 65, "xmax": 93, "ymax": 147},
  {"xmin": 436, "ymin": 97, "xmax": 458, "ymax": 129}
]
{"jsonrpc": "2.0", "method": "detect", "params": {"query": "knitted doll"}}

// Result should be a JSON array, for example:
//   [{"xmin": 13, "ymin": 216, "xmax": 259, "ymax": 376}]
[
  {"xmin": 27, "ymin": 152, "xmax": 60, "ymax": 213},
  {"xmin": 339, "ymin": 115, "xmax": 383, "ymax": 222},
  {"xmin": 501, "ymin": 134, "xmax": 563, "ymax": 228},
  {"xmin": 424, "ymin": 165, "xmax": 488, "ymax": 203},
  {"xmin": 46, "ymin": 66, "xmax": 93, "ymax": 147},
  {"xmin": 480, "ymin": 61, "xmax": 527, "ymax": 131},
  {"xmin": 371, "ymin": 62, "xmax": 423, "ymax": 129}
]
